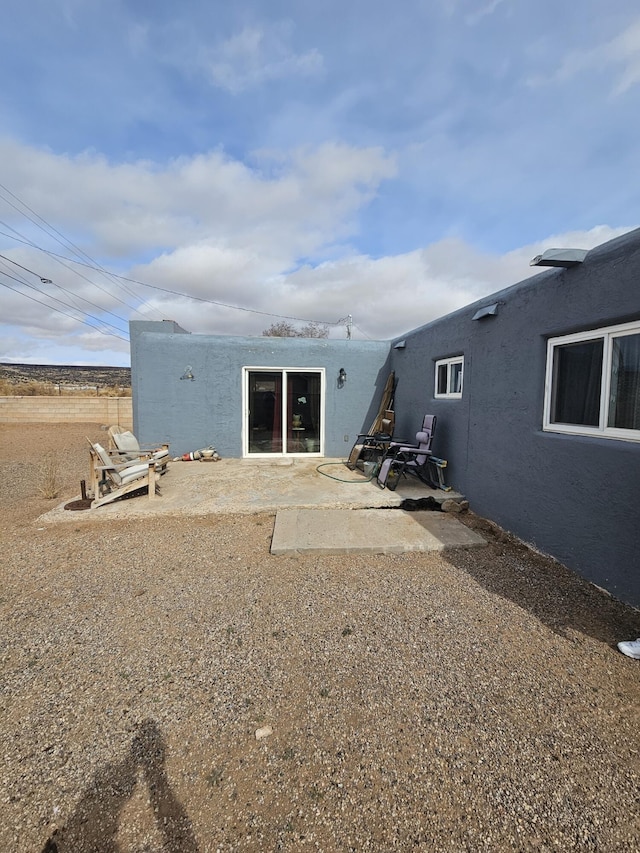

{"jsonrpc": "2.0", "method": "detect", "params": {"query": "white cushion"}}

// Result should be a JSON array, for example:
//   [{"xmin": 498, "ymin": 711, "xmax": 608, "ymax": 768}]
[
  {"xmin": 113, "ymin": 431, "xmax": 141, "ymax": 460},
  {"xmin": 94, "ymin": 442, "xmax": 151, "ymax": 487},
  {"xmin": 119, "ymin": 462, "xmax": 152, "ymax": 485},
  {"xmin": 93, "ymin": 443, "xmax": 112, "ymax": 468}
]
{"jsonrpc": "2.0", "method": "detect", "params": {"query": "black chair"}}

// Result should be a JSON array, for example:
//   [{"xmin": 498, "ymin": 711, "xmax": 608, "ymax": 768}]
[{"xmin": 346, "ymin": 410, "xmax": 395, "ymax": 472}]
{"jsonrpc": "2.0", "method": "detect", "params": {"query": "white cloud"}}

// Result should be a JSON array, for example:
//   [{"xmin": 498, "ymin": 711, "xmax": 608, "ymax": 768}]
[
  {"xmin": 0, "ymin": 2, "xmax": 637, "ymax": 366},
  {"xmin": 1, "ymin": 216, "xmax": 633, "ymax": 362},
  {"xmin": 205, "ymin": 25, "xmax": 324, "ymax": 94},
  {"xmin": 532, "ymin": 15, "xmax": 640, "ymax": 95},
  {"xmin": 465, "ymin": 0, "xmax": 508, "ymax": 26},
  {"xmin": 0, "ymin": 134, "xmax": 632, "ymax": 356},
  {"xmin": 0, "ymin": 137, "xmax": 396, "ymax": 356},
  {"xmin": 133, "ymin": 226, "xmax": 634, "ymax": 342},
  {"xmin": 0, "ymin": 139, "xmax": 394, "ymax": 258}
]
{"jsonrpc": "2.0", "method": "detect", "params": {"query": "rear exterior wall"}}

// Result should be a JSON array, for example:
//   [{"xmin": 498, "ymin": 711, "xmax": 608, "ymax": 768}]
[{"xmin": 130, "ymin": 323, "xmax": 391, "ymax": 460}]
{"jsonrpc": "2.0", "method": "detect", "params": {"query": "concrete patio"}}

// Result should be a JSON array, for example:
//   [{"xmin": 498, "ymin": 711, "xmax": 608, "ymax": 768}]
[
  {"xmin": 40, "ymin": 457, "xmax": 486, "ymax": 555},
  {"xmin": 42, "ymin": 457, "xmax": 465, "ymax": 522}
]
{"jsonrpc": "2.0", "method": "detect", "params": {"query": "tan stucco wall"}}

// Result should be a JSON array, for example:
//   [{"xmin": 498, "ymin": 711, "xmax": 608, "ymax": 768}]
[{"xmin": 0, "ymin": 396, "xmax": 132, "ymax": 427}]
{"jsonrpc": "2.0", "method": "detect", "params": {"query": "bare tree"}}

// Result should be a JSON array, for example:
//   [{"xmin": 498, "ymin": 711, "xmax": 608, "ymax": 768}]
[
  {"xmin": 262, "ymin": 321, "xmax": 329, "ymax": 338},
  {"xmin": 297, "ymin": 321, "xmax": 329, "ymax": 338},
  {"xmin": 262, "ymin": 321, "xmax": 297, "ymax": 337}
]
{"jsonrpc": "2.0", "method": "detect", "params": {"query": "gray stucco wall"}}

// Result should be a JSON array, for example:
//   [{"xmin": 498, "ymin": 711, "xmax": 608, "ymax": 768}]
[
  {"xmin": 391, "ymin": 228, "xmax": 640, "ymax": 607},
  {"xmin": 130, "ymin": 322, "xmax": 390, "ymax": 460}
]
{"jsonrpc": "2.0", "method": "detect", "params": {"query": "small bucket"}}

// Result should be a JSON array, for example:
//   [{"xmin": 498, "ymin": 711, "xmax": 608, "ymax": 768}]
[{"xmin": 363, "ymin": 461, "xmax": 377, "ymax": 478}]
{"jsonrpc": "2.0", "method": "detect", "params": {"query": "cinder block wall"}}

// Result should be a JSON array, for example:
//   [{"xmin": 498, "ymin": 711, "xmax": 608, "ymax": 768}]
[{"xmin": 0, "ymin": 397, "xmax": 133, "ymax": 427}]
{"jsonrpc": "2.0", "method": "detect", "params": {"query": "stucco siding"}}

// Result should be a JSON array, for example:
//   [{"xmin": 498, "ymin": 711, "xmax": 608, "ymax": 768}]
[
  {"xmin": 130, "ymin": 323, "xmax": 390, "ymax": 459},
  {"xmin": 391, "ymin": 228, "xmax": 640, "ymax": 605}
]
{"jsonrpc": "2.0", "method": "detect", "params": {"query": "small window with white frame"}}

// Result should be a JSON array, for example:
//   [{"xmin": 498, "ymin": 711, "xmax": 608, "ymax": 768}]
[
  {"xmin": 435, "ymin": 356, "xmax": 464, "ymax": 399},
  {"xmin": 544, "ymin": 320, "xmax": 640, "ymax": 441}
]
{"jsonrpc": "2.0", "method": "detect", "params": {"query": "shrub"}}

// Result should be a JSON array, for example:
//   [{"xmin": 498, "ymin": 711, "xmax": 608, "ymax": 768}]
[{"xmin": 38, "ymin": 452, "xmax": 60, "ymax": 499}]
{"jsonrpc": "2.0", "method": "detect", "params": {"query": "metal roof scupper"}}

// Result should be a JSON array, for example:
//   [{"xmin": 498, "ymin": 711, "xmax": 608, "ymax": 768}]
[{"xmin": 529, "ymin": 248, "xmax": 588, "ymax": 268}]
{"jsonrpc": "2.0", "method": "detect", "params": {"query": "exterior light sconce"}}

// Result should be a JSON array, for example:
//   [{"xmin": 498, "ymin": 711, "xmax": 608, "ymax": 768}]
[
  {"xmin": 393, "ymin": 340, "xmax": 406, "ymax": 349},
  {"xmin": 338, "ymin": 367, "xmax": 347, "ymax": 388},
  {"xmin": 180, "ymin": 365, "xmax": 195, "ymax": 381}
]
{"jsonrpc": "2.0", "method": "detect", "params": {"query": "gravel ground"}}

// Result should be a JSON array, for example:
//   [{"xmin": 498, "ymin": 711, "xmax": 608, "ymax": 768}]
[{"xmin": 1, "ymin": 423, "xmax": 639, "ymax": 853}]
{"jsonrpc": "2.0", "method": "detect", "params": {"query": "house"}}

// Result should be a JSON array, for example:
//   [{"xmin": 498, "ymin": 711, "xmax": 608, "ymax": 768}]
[{"xmin": 130, "ymin": 227, "xmax": 640, "ymax": 607}]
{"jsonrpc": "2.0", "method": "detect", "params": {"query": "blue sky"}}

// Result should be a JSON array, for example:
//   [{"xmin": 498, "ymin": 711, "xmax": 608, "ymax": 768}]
[{"xmin": 0, "ymin": 0, "xmax": 638, "ymax": 365}]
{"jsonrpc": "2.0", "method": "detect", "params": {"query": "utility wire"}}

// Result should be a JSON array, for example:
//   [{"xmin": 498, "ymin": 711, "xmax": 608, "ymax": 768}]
[
  {"xmin": 0, "ymin": 227, "xmax": 344, "ymax": 327},
  {"xmin": 0, "ymin": 273, "xmax": 129, "ymax": 343},
  {"xmin": 0, "ymin": 219, "xmax": 159, "ymax": 322},
  {"xmin": 0, "ymin": 252, "xmax": 130, "ymax": 332},
  {"xmin": 0, "ymin": 181, "xmax": 150, "ymax": 309},
  {"xmin": 352, "ymin": 323, "xmax": 372, "ymax": 340},
  {"xmin": 0, "ymin": 185, "xmax": 356, "ymax": 332},
  {"xmin": 124, "ymin": 275, "xmax": 342, "ymax": 325},
  {"xmin": 0, "ymin": 263, "xmax": 129, "ymax": 339}
]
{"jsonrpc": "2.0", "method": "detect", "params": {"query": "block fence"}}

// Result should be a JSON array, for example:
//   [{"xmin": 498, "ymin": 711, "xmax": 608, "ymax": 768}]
[{"xmin": 0, "ymin": 396, "xmax": 133, "ymax": 427}]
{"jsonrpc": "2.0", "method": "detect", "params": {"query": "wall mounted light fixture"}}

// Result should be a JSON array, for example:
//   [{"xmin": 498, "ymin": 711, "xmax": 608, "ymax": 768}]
[
  {"xmin": 338, "ymin": 367, "xmax": 347, "ymax": 388},
  {"xmin": 180, "ymin": 365, "xmax": 195, "ymax": 381}
]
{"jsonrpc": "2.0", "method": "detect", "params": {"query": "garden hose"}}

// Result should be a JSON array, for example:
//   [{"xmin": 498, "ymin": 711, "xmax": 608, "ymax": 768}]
[{"xmin": 315, "ymin": 461, "xmax": 378, "ymax": 483}]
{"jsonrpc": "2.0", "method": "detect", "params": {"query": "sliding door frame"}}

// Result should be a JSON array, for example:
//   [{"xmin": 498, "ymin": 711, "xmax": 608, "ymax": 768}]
[{"xmin": 242, "ymin": 366, "xmax": 325, "ymax": 457}]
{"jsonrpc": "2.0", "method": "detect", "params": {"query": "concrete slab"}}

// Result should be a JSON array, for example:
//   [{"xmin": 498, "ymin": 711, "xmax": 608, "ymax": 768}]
[
  {"xmin": 40, "ymin": 458, "xmax": 466, "ymax": 524},
  {"xmin": 270, "ymin": 508, "xmax": 487, "ymax": 555}
]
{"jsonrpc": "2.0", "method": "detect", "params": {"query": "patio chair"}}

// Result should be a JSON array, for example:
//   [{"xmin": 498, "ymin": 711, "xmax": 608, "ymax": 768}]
[
  {"xmin": 346, "ymin": 409, "xmax": 395, "ymax": 472},
  {"xmin": 376, "ymin": 414, "xmax": 449, "ymax": 491},
  {"xmin": 107, "ymin": 425, "xmax": 170, "ymax": 474},
  {"xmin": 88, "ymin": 440, "xmax": 161, "ymax": 508}
]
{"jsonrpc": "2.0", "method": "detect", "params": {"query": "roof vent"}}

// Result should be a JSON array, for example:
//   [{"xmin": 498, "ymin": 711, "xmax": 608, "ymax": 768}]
[
  {"xmin": 529, "ymin": 248, "xmax": 588, "ymax": 268},
  {"xmin": 472, "ymin": 303, "xmax": 499, "ymax": 321}
]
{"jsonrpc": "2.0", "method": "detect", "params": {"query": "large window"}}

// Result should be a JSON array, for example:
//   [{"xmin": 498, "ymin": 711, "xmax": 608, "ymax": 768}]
[
  {"xmin": 544, "ymin": 321, "xmax": 640, "ymax": 441},
  {"xmin": 435, "ymin": 356, "xmax": 464, "ymax": 399}
]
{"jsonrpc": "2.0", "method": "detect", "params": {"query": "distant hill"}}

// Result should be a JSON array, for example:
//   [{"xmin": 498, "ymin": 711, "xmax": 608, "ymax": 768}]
[{"xmin": 0, "ymin": 362, "xmax": 131, "ymax": 389}]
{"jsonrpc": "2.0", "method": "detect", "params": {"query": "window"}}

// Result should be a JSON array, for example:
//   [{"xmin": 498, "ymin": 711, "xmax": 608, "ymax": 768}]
[
  {"xmin": 435, "ymin": 356, "xmax": 464, "ymax": 399},
  {"xmin": 544, "ymin": 321, "xmax": 640, "ymax": 441}
]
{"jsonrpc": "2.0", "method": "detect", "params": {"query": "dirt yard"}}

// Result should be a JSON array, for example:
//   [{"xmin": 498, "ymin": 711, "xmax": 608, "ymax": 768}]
[{"xmin": 1, "ymin": 423, "xmax": 639, "ymax": 852}]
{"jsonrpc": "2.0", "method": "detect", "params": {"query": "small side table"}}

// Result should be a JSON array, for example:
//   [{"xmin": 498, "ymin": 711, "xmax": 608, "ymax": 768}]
[{"xmin": 291, "ymin": 427, "xmax": 306, "ymax": 452}]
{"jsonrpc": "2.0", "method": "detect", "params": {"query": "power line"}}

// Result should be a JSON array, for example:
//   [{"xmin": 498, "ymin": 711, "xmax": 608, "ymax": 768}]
[
  {"xmin": 0, "ymin": 181, "xmax": 152, "ymax": 309},
  {"xmin": 0, "ymin": 227, "xmax": 344, "ymax": 326},
  {"xmin": 0, "ymin": 185, "xmax": 328, "ymax": 325},
  {"xmin": 0, "ymin": 252, "xmax": 130, "ymax": 332},
  {"xmin": 124, "ymin": 275, "xmax": 343, "ymax": 325},
  {"xmin": 0, "ymin": 262, "xmax": 129, "ymax": 339},
  {"xmin": 0, "ymin": 219, "xmax": 161, "ymax": 322},
  {"xmin": 0, "ymin": 184, "xmax": 356, "ymax": 331},
  {"xmin": 352, "ymin": 323, "xmax": 372, "ymax": 340},
  {"xmin": 0, "ymin": 273, "xmax": 129, "ymax": 343}
]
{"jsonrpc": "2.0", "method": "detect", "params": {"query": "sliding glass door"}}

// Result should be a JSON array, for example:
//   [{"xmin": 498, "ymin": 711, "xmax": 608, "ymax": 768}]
[{"xmin": 245, "ymin": 369, "xmax": 323, "ymax": 456}]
